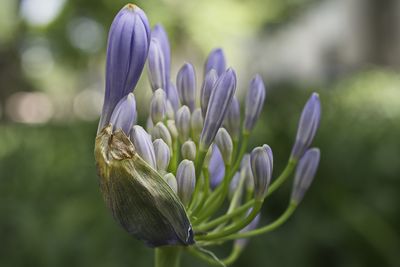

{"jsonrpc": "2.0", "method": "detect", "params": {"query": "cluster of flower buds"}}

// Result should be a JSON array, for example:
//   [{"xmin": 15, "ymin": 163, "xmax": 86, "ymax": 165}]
[{"xmin": 94, "ymin": 4, "xmax": 322, "ymax": 265}]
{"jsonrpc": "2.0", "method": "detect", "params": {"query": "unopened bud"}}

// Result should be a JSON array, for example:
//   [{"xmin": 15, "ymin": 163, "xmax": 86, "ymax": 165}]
[
  {"xmin": 151, "ymin": 122, "xmax": 172, "ymax": 148},
  {"xmin": 250, "ymin": 145, "xmax": 273, "ymax": 199},
  {"xmin": 130, "ymin": 125, "xmax": 156, "ymax": 168},
  {"xmin": 176, "ymin": 159, "xmax": 196, "ymax": 206},
  {"xmin": 243, "ymin": 75, "xmax": 266, "ymax": 133},
  {"xmin": 209, "ymin": 145, "xmax": 225, "ymax": 189},
  {"xmin": 153, "ymin": 138, "xmax": 171, "ymax": 172},
  {"xmin": 176, "ymin": 105, "xmax": 191, "ymax": 142},
  {"xmin": 150, "ymin": 89, "xmax": 167, "ymax": 124},
  {"xmin": 109, "ymin": 93, "xmax": 137, "ymax": 135},
  {"xmin": 191, "ymin": 108, "xmax": 203, "ymax": 143},
  {"xmin": 181, "ymin": 140, "xmax": 197, "ymax": 161},
  {"xmin": 214, "ymin": 128, "xmax": 233, "ymax": 165},
  {"xmin": 163, "ymin": 172, "xmax": 178, "ymax": 193},
  {"xmin": 176, "ymin": 63, "xmax": 196, "ymax": 111}
]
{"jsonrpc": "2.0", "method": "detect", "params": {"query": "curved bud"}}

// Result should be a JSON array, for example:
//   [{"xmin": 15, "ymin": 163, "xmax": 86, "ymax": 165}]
[
  {"xmin": 176, "ymin": 160, "xmax": 196, "ymax": 206},
  {"xmin": 204, "ymin": 48, "xmax": 226, "ymax": 77},
  {"xmin": 150, "ymin": 89, "xmax": 167, "ymax": 124},
  {"xmin": 191, "ymin": 108, "xmax": 203, "ymax": 143},
  {"xmin": 234, "ymin": 212, "xmax": 261, "ymax": 249},
  {"xmin": 291, "ymin": 148, "xmax": 320, "ymax": 204},
  {"xmin": 209, "ymin": 145, "xmax": 225, "ymax": 189},
  {"xmin": 175, "ymin": 105, "xmax": 191, "ymax": 142},
  {"xmin": 151, "ymin": 122, "xmax": 172, "ymax": 148},
  {"xmin": 130, "ymin": 125, "xmax": 156, "ymax": 168},
  {"xmin": 200, "ymin": 69, "xmax": 218, "ymax": 118},
  {"xmin": 181, "ymin": 140, "xmax": 197, "ymax": 161},
  {"xmin": 163, "ymin": 173, "xmax": 177, "ymax": 193},
  {"xmin": 291, "ymin": 93, "xmax": 321, "ymax": 160},
  {"xmin": 147, "ymin": 38, "xmax": 167, "ymax": 92},
  {"xmin": 250, "ymin": 145, "xmax": 273, "ymax": 199},
  {"xmin": 244, "ymin": 75, "xmax": 266, "ymax": 133},
  {"xmin": 176, "ymin": 63, "xmax": 196, "ymax": 111},
  {"xmin": 99, "ymin": 5, "xmax": 150, "ymax": 131},
  {"xmin": 109, "ymin": 93, "xmax": 137, "ymax": 135},
  {"xmin": 166, "ymin": 120, "xmax": 178, "ymax": 140},
  {"xmin": 168, "ymin": 82, "xmax": 180, "ymax": 111},
  {"xmin": 200, "ymin": 68, "xmax": 237, "ymax": 150},
  {"xmin": 95, "ymin": 126, "xmax": 193, "ymax": 246},
  {"xmin": 214, "ymin": 128, "xmax": 233, "ymax": 165},
  {"xmin": 224, "ymin": 96, "xmax": 240, "ymax": 141},
  {"xmin": 153, "ymin": 138, "xmax": 171, "ymax": 172}
]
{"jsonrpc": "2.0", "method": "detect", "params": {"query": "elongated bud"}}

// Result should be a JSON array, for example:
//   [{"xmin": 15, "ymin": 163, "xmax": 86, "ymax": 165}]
[
  {"xmin": 291, "ymin": 148, "xmax": 320, "ymax": 204},
  {"xmin": 181, "ymin": 140, "xmax": 196, "ymax": 161},
  {"xmin": 241, "ymin": 154, "xmax": 254, "ymax": 191},
  {"xmin": 109, "ymin": 93, "xmax": 137, "ymax": 135},
  {"xmin": 147, "ymin": 38, "xmax": 167, "ymax": 92},
  {"xmin": 200, "ymin": 68, "xmax": 237, "ymax": 150},
  {"xmin": 166, "ymin": 120, "xmax": 178, "ymax": 140},
  {"xmin": 153, "ymin": 139, "xmax": 171, "ymax": 172},
  {"xmin": 166, "ymin": 100, "xmax": 175, "ymax": 120},
  {"xmin": 175, "ymin": 105, "xmax": 191, "ymax": 142},
  {"xmin": 191, "ymin": 108, "xmax": 203, "ymax": 143},
  {"xmin": 168, "ymin": 82, "xmax": 180, "ymax": 111},
  {"xmin": 204, "ymin": 48, "xmax": 226, "ymax": 77},
  {"xmin": 214, "ymin": 128, "xmax": 233, "ymax": 165},
  {"xmin": 95, "ymin": 125, "xmax": 193, "ymax": 246},
  {"xmin": 151, "ymin": 122, "xmax": 172, "ymax": 148},
  {"xmin": 130, "ymin": 125, "xmax": 156, "ymax": 168},
  {"xmin": 224, "ymin": 96, "xmax": 240, "ymax": 141},
  {"xmin": 244, "ymin": 75, "xmax": 266, "ymax": 133},
  {"xmin": 228, "ymin": 172, "xmax": 241, "ymax": 200},
  {"xmin": 234, "ymin": 212, "xmax": 261, "ymax": 249},
  {"xmin": 176, "ymin": 63, "xmax": 196, "ymax": 111},
  {"xmin": 163, "ymin": 173, "xmax": 177, "ymax": 193},
  {"xmin": 99, "ymin": 5, "xmax": 150, "ymax": 131},
  {"xmin": 291, "ymin": 93, "xmax": 321, "ymax": 160},
  {"xmin": 200, "ymin": 69, "xmax": 218, "ymax": 118},
  {"xmin": 209, "ymin": 145, "xmax": 225, "ymax": 189},
  {"xmin": 176, "ymin": 160, "xmax": 196, "ymax": 206},
  {"xmin": 152, "ymin": 24, "xmax": 171, "ymax": 92},
  {"xmin": 150, "ymin": 89, "xmax": 167, "ymax": 124},
  {"xmin": 250, "ymin": 145, "xmax": 273, "ymax": 199}
]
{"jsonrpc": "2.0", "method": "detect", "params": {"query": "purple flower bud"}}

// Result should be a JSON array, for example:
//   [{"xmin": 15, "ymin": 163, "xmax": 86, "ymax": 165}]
[
  {"xmin": 214, "ymin": 128, "xmax": 233, "ymax": 165},
  {"xmin": 200, "ymin": 68, "xmax": 237, "ymax": 150},
  {"xmin": 209, "ymin": 145, "xmax": 225, "ymax": 189},
  {"xmin": 130, "ymin": 125, "xmax": 156, "ymax": 168},
  {"xmin": 175, "ymin": 105, "xmax": 191, "ymax": 142},
  {"xmin": 151, "ymin": 24, "xmax": 171, "ymax": 93},
  {"xmin": 176, "ymin": 159, "xmax": 196, "ymax": 206},
  {"xmin": 234, "ymin": 212, "xmax": 260, "ymax": 249},
  {"xmin": 163, "ymin": 173, "xmax": 177, "ymax": 193},
  {"xmin": 228, "ymin": 172, "xmax": 241, "ymax": 200},
  {"xmin": 224, "ymin": 96, "xmax": 240, "ymax": 140},
  {"xmin": 291, "ymin": 93, "xmax": 321, "ymax": 160},
  {"xmin": 291, "ymin": 148, "xmax": 320, "ymax": 204},
  {"xmin": 150, "ymin": 89, "xmax": 167, "ymax": 124},
  {"xmin": 204, "ymin": 48, "xmax": 226, "ymax": 77},
  {"xmin": 250, "ymin": 145, "xmax": 273, "ymax": 199},
  {"xmin": 176, "ymin": 63, "xmax": 196, "ymax": 111},
  {"xmin": 109, "ymin": 93, "xmax": 137, "ymax": 135},
  {"xmin": 151, "ymin": 122, "xmax": 172, "ymax": 148},
  {"xmin": 153, "ymin": 138, "xmax": 171, "ymax": 172},
  {"xmin": 200, "ymin": 69, "xmax": 218, "ymax": 118},
  {"xmin": 181, "ymin": 140, "xmax": 196, "ymax": 161},
  {"xmin": 167, "ymin": 82, "xmax": 180, "ymax": 111},
  {"xmin": 244, "ymin": 75, "xmax": 266, "ymax": 133},
  {"xmin": 99, "ymin": 5, "xmax": 150, "ymax": 131},
  {"xmin": 191, "ymin": 108, "xmax": 203, "ymax": 143},
  {"xmin": 147, "ymin": 38, "xmax": 167, "ymax": 92}
]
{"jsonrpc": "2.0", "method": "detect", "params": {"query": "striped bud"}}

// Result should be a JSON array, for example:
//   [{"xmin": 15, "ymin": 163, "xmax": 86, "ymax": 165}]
[
  {"xmin": 204, "ymin": 48, "xmax": 226, "ymax": 77},
  {"xmin": 151, "ymin": 122, "xmax": 172, "ymax": 148},
  {"xmin": 109, "ymin": 93, "xmax": 137, "ymax": 135},
  {"xmin": 200, "ymin": 69, "xmax": 218, "ymax": 118},
  {"xmin": 250, "ymin": 145, "xmax": 273, "ymax": 199},
  {"xmin": 191, "ymin": 108, "xmax": 203, "ymax": 143},
  {"xmin": 214, "ymin": 128, "xmax": 233, "ymax": 165},
  {"xmin": 168, "ymin": 82, "xmax": 180, "ymax": 111},
  {"xmin": 176, "ymin": 160, "xmax": 196, "ymax": 206},
  {"xmin": 147, "ymin": 38, "xmax": 167, "ymax": 92},
  {"xmin": 163, "ymin": 173, "xmax": 178, "ymax": 193},
  {"xmin": 181, "ymin": 140, "xmax": 197, "ymax": 161},
  {"xmin": 176, "ymin": 105, "xmax": 191, "ymax": 142},
  {"xmin": 176, "ymin": 63, "xmax": 196, "ymax": 111},
  {"xmin": 130, "ymin": 125, "xmax": 156, "ymax": 168},
  {"xmin": 244, "ymin": 75, "xmax": 266, "ymax": 133},
  {"xmin": 150, "ymin": 89, "xmax": 167, "ymax": 124},
  {"xmin": 153, "ymin": 139, "xmax": 171, "ymax": 172}
]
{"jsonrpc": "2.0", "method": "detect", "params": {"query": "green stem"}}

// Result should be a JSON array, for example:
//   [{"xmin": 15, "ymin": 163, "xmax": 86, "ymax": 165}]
[
  {"xmin": 155, "ymin": 247, "xmax": 182, "ymax": 267},
  {"xmin": 266, "ymin": 159, "xmax": 297, "ymax": 197},
  {"xmin": 189, "ymin": 148, "xmax": 208, "ymax": 209},
  {"xmin": 188, "ymin": 245, "xmax": 242, "ymax": 266}
]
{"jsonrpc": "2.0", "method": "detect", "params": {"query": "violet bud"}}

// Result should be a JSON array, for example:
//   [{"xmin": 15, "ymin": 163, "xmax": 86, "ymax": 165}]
[
  {"xmin": 250, "ymin": 145, "xmax": 273, "ymax": 200},
  {"xmin": 209, "ymin": 145, "xmax": 225, "ymax": 189},
  {"xmin": 234, "ymin": 212, "xmax": 261, "ymax": 249},
  {"xmin": 243, "ymin": 75, "xmax": 266, "ymax": 133},
  {"xmin": 176, "ymin": 63, "xmax": 196, "ymax": 111},
  {"xmin": 147, "ymin": 38, "xmax": 167, "ymax": 92},
  {"xmin": 151, "ymin": 24, "xmax": 171, "ymax": 93},
  {"xmin": 99, "ymin": 5, "xmax": 150, "ymax": 131},
  {"xmin": 150, "ymin": 89, "xmax": 167, "ymax": 124},
  {"xmin": 163, "ymin": 173, "xmax": 177, "ymax": 193},
  {"xmin": 200, "ymin": 68, "xmax": 237, "ymax": 150},
  {"xmin": 200, "ymin": 69, "xmax": 218, "ymax": 118},
  {"xmin": 153, "ymin": 138, "xmax": 171, "ymax": 172},
  {"xmin": 109, "ymin": 93, "xmax": 137, "ymax": 135},
  {"xmin": 291, "ymin": 93, "xmax": 321, "ymax": 160},
  {"xmin": 130, "ymin": 125, "xmax": 156, "ymax": 168},
  {"xmin": 167, "ymin": 82, "xmax": 180, "ymax": 111},
  {"xmin": 214, "ymin": 128, "xmax": 233, "ymax": 165},
  {"xmin": 291, "ymin": 148, "xmax": 320, "ymax": 204},
  {"xmin": 191, "ymin": 108, "xmax": 203, "ymax": 143},
  {"xmin": 176, "ymin": 159, "xmax": 196, "ymax": 206},
  {"xmin": 175, "ymin": 105, "xmax": 191, "ymax": 142},
  {"xmin": 181, "ymin": 140, "xmax": 197, "ymax": 161},
  {"xmin": 151, "ymin": 122, "xmax": 172, "ymax": 148},
  {"xmin": 204, "ymin": 48, "xmax": 226, "ymax": 77},
  {"xmin": 224, "ymin": 96, "xmax": 240, "ymax": 141}
]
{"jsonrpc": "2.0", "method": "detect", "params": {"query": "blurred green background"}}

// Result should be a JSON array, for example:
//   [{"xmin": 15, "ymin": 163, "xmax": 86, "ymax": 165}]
[{"xmin": 1, "ymin": 0, "xmax": 399, "ymax": 266}]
